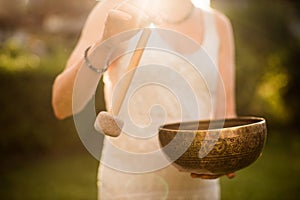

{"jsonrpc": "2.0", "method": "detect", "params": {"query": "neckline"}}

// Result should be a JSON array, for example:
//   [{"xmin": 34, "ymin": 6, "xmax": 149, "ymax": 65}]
[
  {"xmin": 157, "ymin": 4, "xmax": 196, "ymax": 25},
  {"xmin": 152, "ymin": 8, "xmax": 207, "ymax": 56}
]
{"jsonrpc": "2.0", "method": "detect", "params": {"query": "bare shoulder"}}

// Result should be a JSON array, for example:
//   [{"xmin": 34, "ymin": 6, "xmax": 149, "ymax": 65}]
[
  {"xmin": 212, "ymin": 9, "xmax": 232, "ymax": 28},
  {"xmin": 211, "ymin": 9, "xmax": 233, "ymax": 37}
]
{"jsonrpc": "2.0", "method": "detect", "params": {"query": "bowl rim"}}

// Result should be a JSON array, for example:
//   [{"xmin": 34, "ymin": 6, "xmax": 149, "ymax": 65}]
[{"xmin": 158, "ymin": 116, "xmax": 266, "ymax": 132}]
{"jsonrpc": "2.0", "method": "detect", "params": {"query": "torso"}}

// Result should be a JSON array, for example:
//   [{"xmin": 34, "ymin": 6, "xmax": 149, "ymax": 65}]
[{"xmin": 98, "ymin": 7, "xmax": 221, "ymax": 200}]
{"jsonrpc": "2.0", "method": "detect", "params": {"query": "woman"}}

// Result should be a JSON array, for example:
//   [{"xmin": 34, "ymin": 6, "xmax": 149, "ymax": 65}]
[{"xmin": 52, "ymin": 0, "xmax": 236, "ymax": 199}]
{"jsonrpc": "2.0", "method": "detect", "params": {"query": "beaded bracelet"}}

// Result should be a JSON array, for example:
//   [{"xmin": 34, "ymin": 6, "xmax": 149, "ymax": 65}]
[{"xmin": 84, "ymin": 46, "xmax": 109, "ymax": 73}]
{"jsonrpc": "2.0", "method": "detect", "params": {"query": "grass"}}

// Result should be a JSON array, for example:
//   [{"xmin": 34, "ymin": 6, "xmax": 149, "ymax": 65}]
[
  {"xmin": 1, "ymin": 3, "xmax": 300, "ymax": 199},
  {"xmin": 221, "ymin": 131, "xmax": 300, "ymax": 200},
  {"xmin": 1, "ymin": 131, "xmax": 299, "ymax": 200},
  {"xmin": 1, "ymin": 153, "xmax": 99, "ymax": 200},
  {"xmin": 1, "ymin": 30, "xmax": 299, "ymax": 200}
]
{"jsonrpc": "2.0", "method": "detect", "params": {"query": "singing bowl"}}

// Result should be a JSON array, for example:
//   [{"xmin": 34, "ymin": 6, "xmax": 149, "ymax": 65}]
[{"xmin": 158, "ymin": 117, "xmax": 267, "ymax": 178}]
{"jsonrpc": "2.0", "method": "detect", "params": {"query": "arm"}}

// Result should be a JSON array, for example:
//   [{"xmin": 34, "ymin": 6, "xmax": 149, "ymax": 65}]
[
  {"xmin": 52, "ymin": 1, "xmax": 120, "ymax": 119},
  {"xmin": 215, "ymin": 10, "xmax": 236, "ymax": 119},
  {"xmin": 52, "ymin": 0, "xmax": 150, "ymax": 119}
]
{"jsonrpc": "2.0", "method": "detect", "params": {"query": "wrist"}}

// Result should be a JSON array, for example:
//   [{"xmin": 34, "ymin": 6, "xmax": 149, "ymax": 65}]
[{"xmin": 84, "ymin": 41, "xmax": 114, "ymax": 73}]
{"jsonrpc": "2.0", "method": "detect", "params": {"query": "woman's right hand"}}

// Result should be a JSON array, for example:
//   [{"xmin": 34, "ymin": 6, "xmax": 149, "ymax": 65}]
[{"xmin": 102, "ymin": 1, "xmax": 151, "ymax": 44}]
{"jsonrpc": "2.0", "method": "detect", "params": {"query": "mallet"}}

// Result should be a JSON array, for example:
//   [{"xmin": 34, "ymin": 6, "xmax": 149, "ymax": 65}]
[{"xmin": 94, "ymin": 28, "xmax": 152, "ymax": 137}]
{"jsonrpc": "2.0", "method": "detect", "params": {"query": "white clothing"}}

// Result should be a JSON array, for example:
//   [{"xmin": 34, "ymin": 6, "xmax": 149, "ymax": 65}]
[{"xmin": 98, "ymin": 8, "xmax": 221, "ymax": 200}]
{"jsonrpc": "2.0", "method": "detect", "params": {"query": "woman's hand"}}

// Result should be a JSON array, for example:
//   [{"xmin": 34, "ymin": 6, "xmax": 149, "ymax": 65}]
[
  {"xmin": 190, "ymin": 172, "xmax": 236, "ymax": 179},
  {"xmin": 102, "ymin": 1, "xmax": 151, "ymax": 43}
]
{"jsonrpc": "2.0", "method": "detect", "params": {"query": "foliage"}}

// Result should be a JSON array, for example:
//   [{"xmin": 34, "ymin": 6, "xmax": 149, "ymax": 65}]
[
  {"xmin": 0, "ymin": 0, "xmax": 299, "ymax": 199},
  {"xmin": 0, "ymin": 0, "xmax": 95, "ymax": 29},
  {"xmin": 0, "ymin": 0, "xmax": 299, "ymax": 158},
  {"xmin": 0, "ymin": 37, "xmax": 40, "ymax": 72},
  {"xmin": 0, "ymin": 33, "xmax": 77, "ymax": 157},
  {"xmin": 214, "ymin": 0, "xmax": 300, "ymax": 128}
]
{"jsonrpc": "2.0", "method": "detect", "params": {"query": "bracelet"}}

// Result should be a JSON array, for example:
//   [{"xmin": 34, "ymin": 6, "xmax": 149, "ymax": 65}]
[{"xmin": 84, "ymin": 46, "xmax": 109, "ymax": 73}]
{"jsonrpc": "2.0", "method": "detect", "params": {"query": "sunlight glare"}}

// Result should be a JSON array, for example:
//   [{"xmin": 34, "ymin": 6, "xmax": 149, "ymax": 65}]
[
  {"xmin": 149, "ymin": 23, "xmax": 155, "ymax": 28},
  {"xmin": 191, "ymin": 0, "xmax": 211, "ymax": 9}
]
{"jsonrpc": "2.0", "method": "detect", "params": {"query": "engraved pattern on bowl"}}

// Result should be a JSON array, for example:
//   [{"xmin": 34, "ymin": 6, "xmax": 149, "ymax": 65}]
[{"xmin": 158, "ymin": 117, "xmax": 267, "ymax": 176}]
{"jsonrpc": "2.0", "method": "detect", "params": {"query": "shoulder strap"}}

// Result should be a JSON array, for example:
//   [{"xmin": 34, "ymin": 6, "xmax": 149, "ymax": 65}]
[{"xmin": 201, "ymin": 9, "xmax": 220, "ymax": 65}]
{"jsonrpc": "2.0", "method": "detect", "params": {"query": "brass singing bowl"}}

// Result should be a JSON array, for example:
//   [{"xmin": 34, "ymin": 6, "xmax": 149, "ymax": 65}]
[{"xmin": 158, "ymin": 117, "xmax": 267, "ymax": 178}]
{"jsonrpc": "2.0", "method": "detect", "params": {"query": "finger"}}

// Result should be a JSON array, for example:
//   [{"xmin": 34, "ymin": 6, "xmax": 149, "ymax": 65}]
[
  {"xmin": 103, "ymin": 9, "xmax": 133, "ymax": 40},
  {"xmin": 108, "ymin": 9, "xmax": 132, "ymax": 21},
  {"xmin": 191, "ymin": 173, "xmax": 222, "ymax": 179},
  {"xmin": 226, "ymin": 172, "xmax": 236, "ymax": 179},
  {"xmin": 190, "ymin": 173, "xmax": 219, "ymax": 179},
  {"xmin": 190, "ymin": 173, "xmax": 202, "ymax": 178},
  {"xmin": 114, "ymin": 1, "xmax": 151, "ymax": 26}
]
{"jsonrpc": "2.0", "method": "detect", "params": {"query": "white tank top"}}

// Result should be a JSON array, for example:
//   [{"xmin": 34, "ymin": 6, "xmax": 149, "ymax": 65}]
[{"xmin": 99, "ymin": 8, "xmax": 221, "ymax": 200}]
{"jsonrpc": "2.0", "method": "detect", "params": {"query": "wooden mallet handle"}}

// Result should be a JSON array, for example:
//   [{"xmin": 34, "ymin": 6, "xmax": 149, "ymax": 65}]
[{"xmin": 112, "ymin": 28, "xmax": 152, "ymax": 115}]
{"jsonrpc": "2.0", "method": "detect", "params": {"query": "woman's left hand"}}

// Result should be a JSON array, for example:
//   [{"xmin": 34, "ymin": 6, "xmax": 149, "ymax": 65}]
[{"xmin": 190, "ymin": 172, "xmax": 236, "ymax": 179}]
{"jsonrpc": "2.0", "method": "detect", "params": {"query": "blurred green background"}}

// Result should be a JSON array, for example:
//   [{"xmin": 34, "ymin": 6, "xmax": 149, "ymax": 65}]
[{"xmin": 0, "ymin": 0, "xmax": 299, "ymax": 199}]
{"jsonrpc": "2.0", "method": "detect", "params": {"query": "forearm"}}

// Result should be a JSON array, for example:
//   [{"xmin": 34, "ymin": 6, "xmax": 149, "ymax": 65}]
[
  {"xmin": 52, "ymin": 44, "xmax": 110, "ymax": 119},
  {"xmin": 52, "ymin": 61, "xmax": 81, "ymax": 119},
  {"xmin": 51, "ymin": 0, "xmax": 152, "ymax": 119}
]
